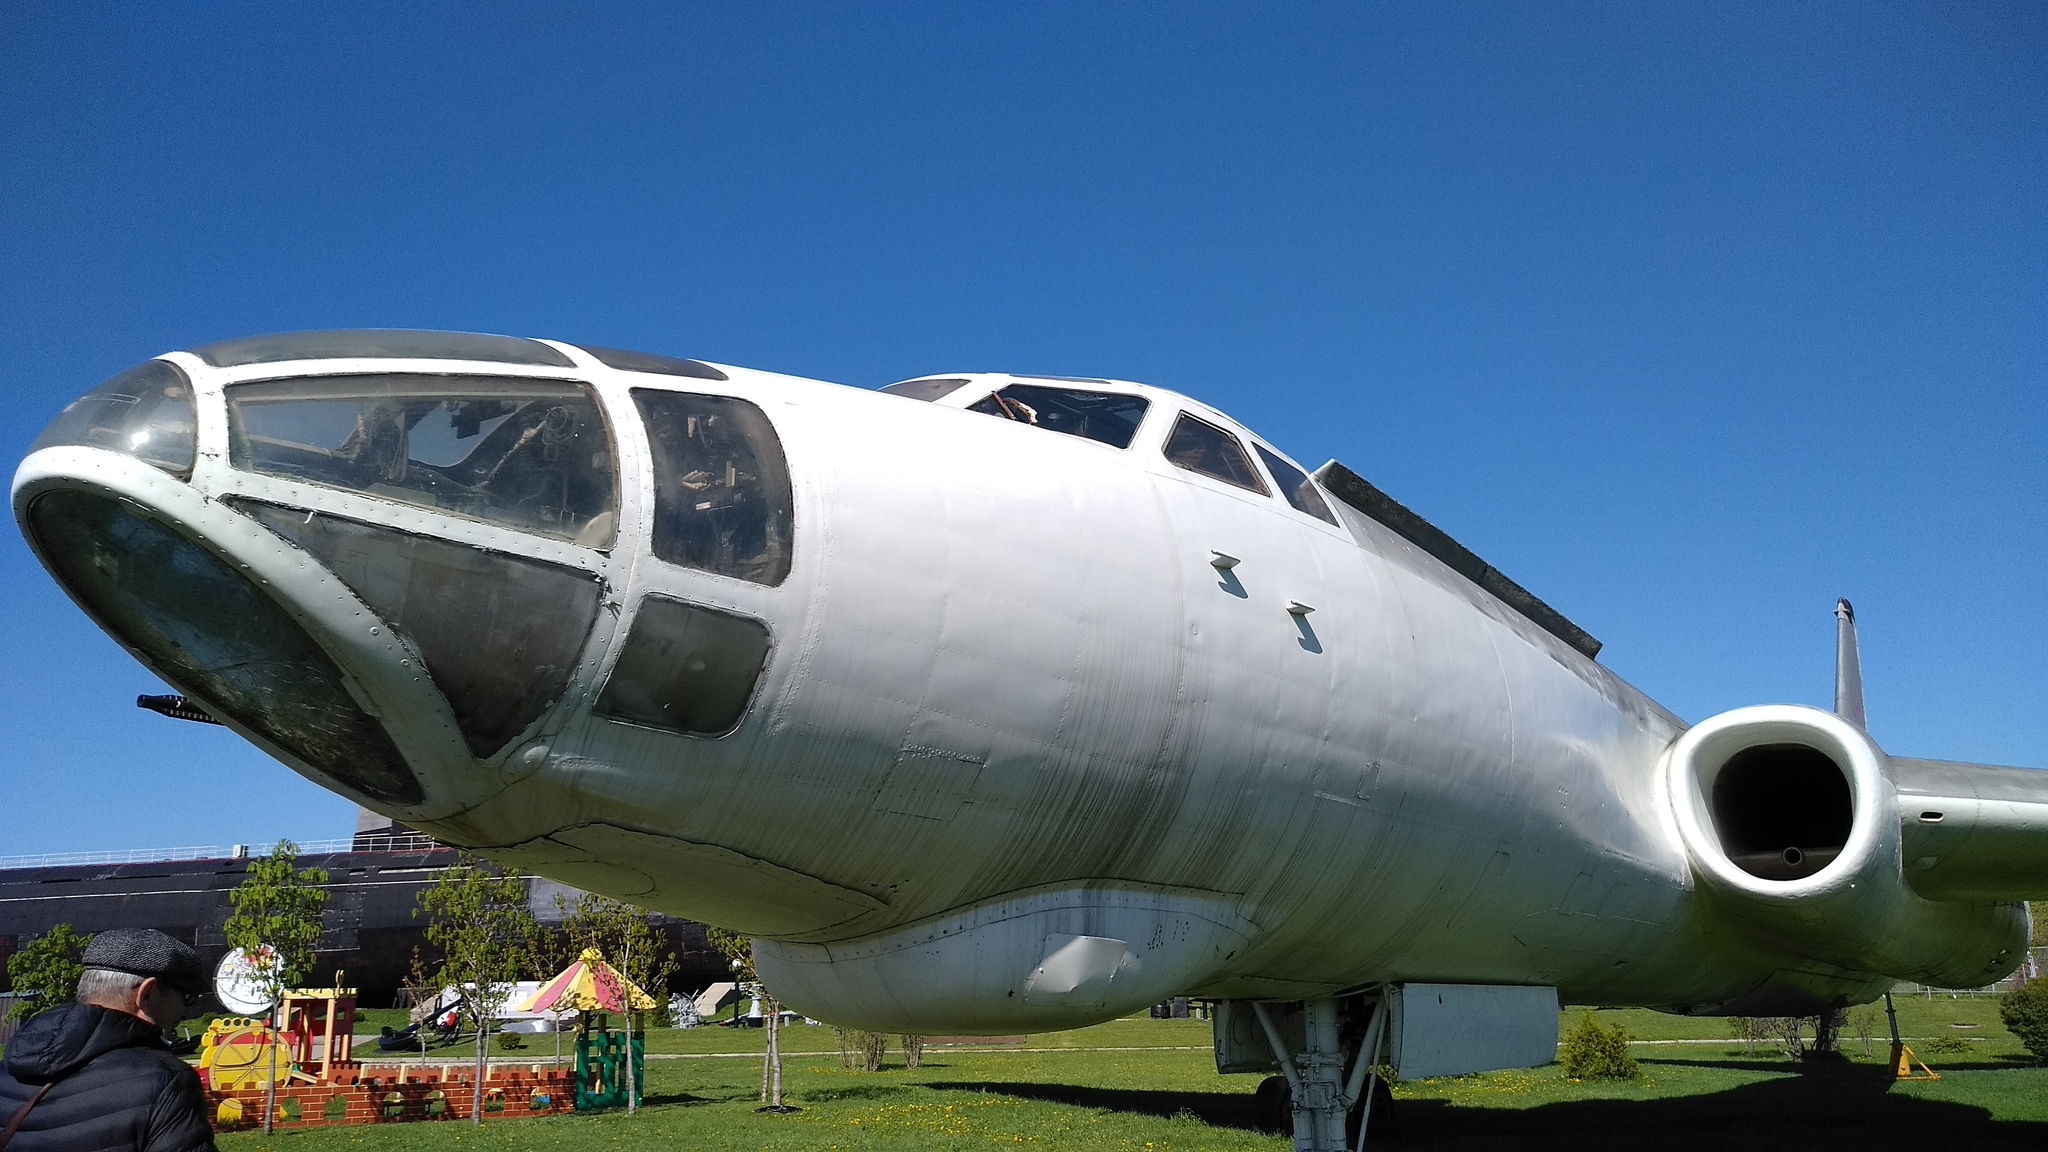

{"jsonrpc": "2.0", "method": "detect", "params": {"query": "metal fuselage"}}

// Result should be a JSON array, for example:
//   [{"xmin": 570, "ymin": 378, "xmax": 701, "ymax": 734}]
[{"xmin": 14, "ymin": 336, "xmax": 2033, "ymax": 1035}]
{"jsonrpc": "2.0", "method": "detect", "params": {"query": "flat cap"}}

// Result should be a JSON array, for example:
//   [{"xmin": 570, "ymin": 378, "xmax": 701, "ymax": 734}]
[{"xmin": 82, "ymin": 928, "xmax": 207, "ymax": 995}]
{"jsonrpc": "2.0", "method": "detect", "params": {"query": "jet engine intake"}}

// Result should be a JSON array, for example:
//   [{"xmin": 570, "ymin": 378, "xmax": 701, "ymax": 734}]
[
  {"xmin": 1708, "ymin": 741, "xmax": 1853, "ymax": 881},
  {"xmin": 1666, "ymin": 705, "xmax": 2025, "ymax": 988},
  {"xmin": 1667, "ymin": 705, "xmax": 1894, "ymax": 917}
]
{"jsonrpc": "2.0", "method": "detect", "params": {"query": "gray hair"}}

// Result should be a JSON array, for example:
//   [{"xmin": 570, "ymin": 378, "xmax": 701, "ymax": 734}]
[{"xmin": 75, "ymin": 967, "xmax": 148, "ymax": 1006}]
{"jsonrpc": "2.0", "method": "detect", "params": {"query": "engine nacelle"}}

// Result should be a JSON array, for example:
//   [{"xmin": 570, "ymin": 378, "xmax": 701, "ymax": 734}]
[{"xmin": 1666, "ymin": 705, "xmax": 2024, "ymax": 989}]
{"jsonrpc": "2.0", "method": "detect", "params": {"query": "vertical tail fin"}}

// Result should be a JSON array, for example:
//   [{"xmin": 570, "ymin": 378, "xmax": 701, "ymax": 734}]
[{"xmin": 1835, "ymin": 598, "xmax": 1865, "ymax": 727}]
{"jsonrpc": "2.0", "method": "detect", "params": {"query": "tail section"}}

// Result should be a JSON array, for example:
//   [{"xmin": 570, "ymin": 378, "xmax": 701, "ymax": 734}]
[{"xmin": 1835, "ymin": 598, "xmax": 1865, "ymax": 727}]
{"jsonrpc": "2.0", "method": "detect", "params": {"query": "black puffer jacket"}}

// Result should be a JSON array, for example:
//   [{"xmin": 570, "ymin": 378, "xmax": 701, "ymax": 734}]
[{"xmin": 0, "ymin": 1003, "xmax": 214, "ymax": 1152}]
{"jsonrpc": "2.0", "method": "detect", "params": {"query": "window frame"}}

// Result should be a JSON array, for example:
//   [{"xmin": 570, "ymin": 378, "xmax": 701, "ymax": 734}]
[
  {"xmin": 223, "ymin": 371, "xmax": 621, "ymax": 549},
  {"xmin": 1250, "ymin": 440, "xmax": 1340, "ymax": 526},
  {"xmin": 1159, "ymin": 410, "xmax": 1271, "ymax": 496},
  {"xmin": 630, "ymin": 387, "xmax": 797, "ymax": 588},
  {"xmin": 963, "ymin": 383, "xmax": 1153, "ymax": 450},
  {"xmin": 591, "ymin": 594, "xmax": 776, "ymax": 739}
]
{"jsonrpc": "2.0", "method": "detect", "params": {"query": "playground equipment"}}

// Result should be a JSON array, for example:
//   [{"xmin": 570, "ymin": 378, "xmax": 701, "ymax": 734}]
[
  {"xmin": 197, "ymin": 986, "xmax": 359, "ymax": 1091},
  {"xmin": 515, "ymin": 948, "xmax": 656, "ymax": 1111},
  {"xmin": 196, "ymin": 1017, "xmax": 293, "ymax": 1092},
  {"xmin": 198, "ymin": 981, "xmax": 571, "ymax": 1130}
]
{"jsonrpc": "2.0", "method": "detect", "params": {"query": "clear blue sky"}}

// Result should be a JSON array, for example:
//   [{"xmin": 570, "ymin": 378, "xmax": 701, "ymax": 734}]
[{"xmin": 1, "ymin": 3, "xmax": 2041, "ymax": 856}]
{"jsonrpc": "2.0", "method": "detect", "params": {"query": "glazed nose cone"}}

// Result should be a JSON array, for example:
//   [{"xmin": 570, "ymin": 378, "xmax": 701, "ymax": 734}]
[{"xmin": 21, "ymin": 486, "xmax": 427, "ymax": 805}]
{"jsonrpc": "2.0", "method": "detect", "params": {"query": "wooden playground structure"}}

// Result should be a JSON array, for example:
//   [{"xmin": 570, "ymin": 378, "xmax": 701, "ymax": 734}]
[
  {"xmin": 196, "ymin": 952, "xmax": 655, "ymax": 1131},
  {"xmin": 197, "ymin": 983, "xmax": 572, "ymax": 1130}
]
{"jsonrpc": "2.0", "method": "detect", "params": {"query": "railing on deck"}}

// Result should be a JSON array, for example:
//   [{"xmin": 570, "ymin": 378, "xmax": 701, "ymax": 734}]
[{"xmin": 0, "ymin": 833, "xmax": 442, "ymax": 871}]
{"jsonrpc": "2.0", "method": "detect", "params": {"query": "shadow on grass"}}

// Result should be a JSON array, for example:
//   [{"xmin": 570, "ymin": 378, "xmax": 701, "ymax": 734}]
[
  {"xmin": 1389, "ymin": 1061, "xmax": 2048, "ymax": 1150},
  {"xmin": 798, "ymin": 1083, "xmax": 920, "ymax": 1104},
  {"xmin": 1643, "ymin": 1053, "xmax": 2045, "ymax": 1075},
  {"xmin": 935, "ymin": 1059, "xmax": 2048, "ymax": 1149},
  {"xmin": 637, "ymin": 1091, "xmax": 718, "ymax": 1107},
  {"xmin": 927, "ymin": 1081, "xmax": 1262, "ymax": 1132}
]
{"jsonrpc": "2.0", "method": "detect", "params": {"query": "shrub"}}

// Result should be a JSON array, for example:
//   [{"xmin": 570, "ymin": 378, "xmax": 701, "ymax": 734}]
[
  {"xmin": 1558, "ymin": 1011, "xmax": 1638, "ymax": 1079},
  {"xmin": 495, "ymin": 1031, "xmax": 525, "ymax": 1051},
  {"xmin": 836, "ymin": 1029, "xmax": 888, "ymax": 1072},
  {"xmin": 1999, "ymin": 976, "xmax": 2048, "ymax": 1063},
  {"xmin": 1922, "ymin": 1033, "xmax": 1970, "ymax": 1056},
  {"xmin": 1727, "ymin": 1017, "xmax": 1767, "ymax": 1056}
]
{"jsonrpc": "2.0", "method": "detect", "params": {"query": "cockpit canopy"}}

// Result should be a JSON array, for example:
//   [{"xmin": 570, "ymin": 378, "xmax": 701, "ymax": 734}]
[{"xmin": 886, "ymin": 371, "xmax": 1339, "ymax": 526}]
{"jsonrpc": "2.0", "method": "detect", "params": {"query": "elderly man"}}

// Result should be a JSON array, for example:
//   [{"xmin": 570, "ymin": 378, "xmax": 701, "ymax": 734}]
[{"xmin": 0, "ymin": 929, "xmax": 215, "ymax": 1151}]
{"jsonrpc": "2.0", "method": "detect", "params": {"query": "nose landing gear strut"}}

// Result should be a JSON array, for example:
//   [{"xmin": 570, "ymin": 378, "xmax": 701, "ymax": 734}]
[{"xmin": 1252, "ymin": 994, "xmax": 1393, "ymax": 1150}]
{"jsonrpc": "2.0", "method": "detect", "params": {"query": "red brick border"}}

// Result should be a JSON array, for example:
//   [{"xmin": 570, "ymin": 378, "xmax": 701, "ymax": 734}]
[{"xmin": 206, "ymin": 1066, "xmax": 575, "ymax": 1130}]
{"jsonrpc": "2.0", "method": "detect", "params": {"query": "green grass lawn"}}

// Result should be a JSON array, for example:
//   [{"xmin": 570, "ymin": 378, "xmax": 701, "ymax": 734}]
[
  {"xmin": 227, "ymin": 1007, "xmax": 2048, "ymax": 1151},
  {"xmin": 350, "ymin": 1009, "xmax": 1216, "ymax": 1062}
]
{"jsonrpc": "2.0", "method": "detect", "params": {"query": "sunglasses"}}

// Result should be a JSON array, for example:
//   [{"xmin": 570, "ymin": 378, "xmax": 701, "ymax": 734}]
[{"xmin": 157, "ymin": 985, "xmax": 204, "ymax": 1008}]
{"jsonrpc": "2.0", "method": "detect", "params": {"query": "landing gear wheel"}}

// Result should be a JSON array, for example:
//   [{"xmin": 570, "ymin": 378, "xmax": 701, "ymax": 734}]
[
  {"xmin": 1346, "ymin": 1077, "xmax": 1397, "ymax": 1145},
  {"xmin": 1253, "ymin": 1074, "xmax": 1292, "ymax": 1135}
]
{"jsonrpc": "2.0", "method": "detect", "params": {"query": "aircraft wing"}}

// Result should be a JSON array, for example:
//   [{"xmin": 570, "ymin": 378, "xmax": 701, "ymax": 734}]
[{"xmin": 1894, "ymin": 757, "xmax": 2048, "ymax": 902}]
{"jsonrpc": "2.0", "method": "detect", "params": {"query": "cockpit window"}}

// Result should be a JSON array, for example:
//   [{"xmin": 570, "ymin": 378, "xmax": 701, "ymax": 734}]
[
  {"xmin": 226, "ymin": 374, "xmax": 617, "ymax": 547},
  {"xmin": 1253, "ymin": 443, "xmax": 1338, "ymax": 525},
  {"xmin": 1163, "ymin": 412, "xmax": 1268, "ymax": 494},
  {"xmin": 633, "ymin": 390, "xmax": 794, "ymax": 586},
  {"xmin": 880, "ymin": 378, "xmax": 970, "ymax": 402},
  {"xmin": 30, "ymin": 359, "xmax": 197, "ymax": 479},
  {"xmin": 965, "ymin": 384, "xmax": 1150, "ymax": 448}
]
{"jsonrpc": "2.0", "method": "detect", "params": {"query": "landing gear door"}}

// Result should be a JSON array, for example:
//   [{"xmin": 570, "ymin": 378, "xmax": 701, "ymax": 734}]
[{"xmin": 1387, "ymin": 983, "xmax": 1560, "ymax": 1080}]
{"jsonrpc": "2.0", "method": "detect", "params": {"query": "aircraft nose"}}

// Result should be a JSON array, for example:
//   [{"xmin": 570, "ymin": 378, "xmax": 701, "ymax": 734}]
[{"xmin": 13, "ymin": 355, "xmax": 612, "ymax": 815}]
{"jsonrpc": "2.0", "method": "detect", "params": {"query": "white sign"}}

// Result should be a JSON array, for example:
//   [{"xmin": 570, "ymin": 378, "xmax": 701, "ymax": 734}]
[{"xmin": 214, "ymin": 946, "xmax": 281, "ymax": 1016}]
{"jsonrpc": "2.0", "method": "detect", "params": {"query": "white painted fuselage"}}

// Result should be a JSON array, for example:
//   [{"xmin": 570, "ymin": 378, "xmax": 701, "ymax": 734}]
[{"xmin": 14, "ymin": 335, "xmax": 2039, "ymax": 1037}]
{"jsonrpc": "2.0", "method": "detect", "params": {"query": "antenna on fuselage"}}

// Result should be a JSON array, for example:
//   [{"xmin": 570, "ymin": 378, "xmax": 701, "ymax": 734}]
[{"xmin": 1834, "ymin": 599, "xmax": 1865, "ymax": 728}]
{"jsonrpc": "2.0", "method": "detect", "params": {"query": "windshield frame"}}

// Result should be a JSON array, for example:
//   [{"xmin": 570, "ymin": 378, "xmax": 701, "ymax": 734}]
[
  {"xmin": 961, "ymin": 382, "xmax": 1153, "ymax": 449},
  {"xmin": 223, "ymin": 370, "xmax": 621, "ymax": 549}
]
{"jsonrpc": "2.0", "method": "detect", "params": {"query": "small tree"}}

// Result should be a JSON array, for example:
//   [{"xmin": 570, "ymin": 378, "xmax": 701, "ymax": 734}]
[
  {"xmin": 1558, "ymin": 1010, "xmax": 1637, "ymax": 1079},
  {"xmin": 417, "ymin": 859, "xmax": 538, "ymax": 1126},
  {"xmin": 549, "ymin": 893, "xmax": 678, "ymax": 1012},
  {"xmin": 1810, "ymin": 1007, "xmax": 1847, "ymax": 1055},
  {"xmin": 399, "ymin": 945, "xmax": 438, "ymax": 1068},
  {"xmin": 708, "ymin": 927, "xmax": 794, "ymax": 1111},
  {"xmin": 223, "ymin": 840, "xmax": 330, "ymax": 1135},
  {"xmin": 5, "ymin": 925, "xmax": 90, "ymax": 1022},
  {"xmin": 1999, "ymin": 975, "xmax": 2048, "ymax": 1063},
  {"xmin": 1849, "ymin": 1005, "xmax": 1879, "ymax": 1059}
]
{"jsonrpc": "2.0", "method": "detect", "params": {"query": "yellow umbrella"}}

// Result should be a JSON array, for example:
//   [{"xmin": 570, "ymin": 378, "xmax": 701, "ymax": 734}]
[{"xmin": 516, "ymin": 947, "xmax": 658, "ymax": 1014}]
